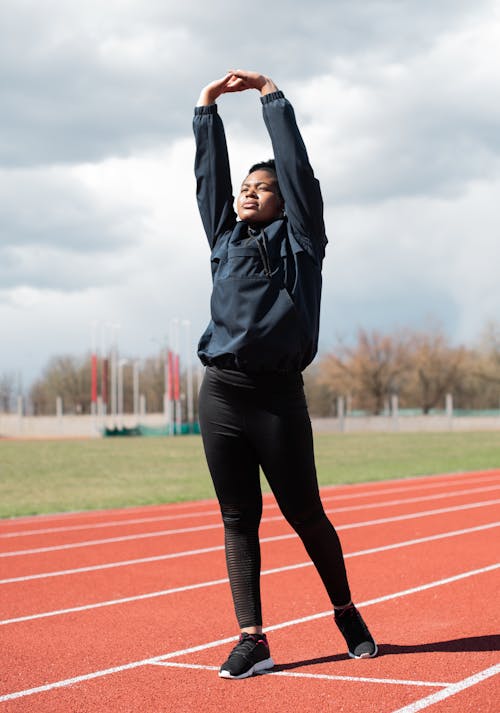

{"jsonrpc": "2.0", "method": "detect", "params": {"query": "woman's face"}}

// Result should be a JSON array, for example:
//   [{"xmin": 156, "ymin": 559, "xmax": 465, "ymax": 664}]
[{"xmin": 237, "ymin": 169, "xmax": 284, "ymax": 224}]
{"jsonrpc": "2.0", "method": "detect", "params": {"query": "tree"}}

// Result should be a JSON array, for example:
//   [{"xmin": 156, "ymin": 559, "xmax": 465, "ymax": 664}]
[
  {"xmin": 476, "ymin": 322, "xmax": 500, "ymax": 383},
  {"xmin": 464, "ymin": 321, "xmax": 500, "ymax": 409},
  {"xmin": 303, "ymin": 364, "xmax": 338, "ymax": 416},
  {"xmin": 403, "ymin": 328, "xmax": 467, "ymax": 414},
  {"xmin": 28, "ymin": 351, "xmax": 200, "ymax": 418},
  {"xmin": 135, "ymin": 356, "xmax": 166, "ymax": 414},
  {"xmin": 30, "ymin": 355, "xmax": 91, "ymax": 415},
  {"xmin": 319, "ymin": 329, "xmax": 411, "ymax": 415},
  {"xmin": 0, "ymin": 372, "xmax": 16, "ymax": 413}
]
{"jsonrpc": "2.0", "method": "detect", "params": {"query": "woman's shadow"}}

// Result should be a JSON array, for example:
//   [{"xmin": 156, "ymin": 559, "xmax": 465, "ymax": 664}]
[{"xmin": 275, "ymin": 634, "xmax": 500, "ymax": 672}]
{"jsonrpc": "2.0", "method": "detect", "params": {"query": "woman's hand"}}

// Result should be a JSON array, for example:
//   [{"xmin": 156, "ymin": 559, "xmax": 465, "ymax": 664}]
[
  {"xmin": 196, "ymin": 71, "xmax": 278, "ymax": 106},
  {"xmin": 196, "ymin": 73, "xmax": 235, "ymax": 106},
  {"xmin": 226, "ymin": 70, "xmax": 278, "ymax": 96}
]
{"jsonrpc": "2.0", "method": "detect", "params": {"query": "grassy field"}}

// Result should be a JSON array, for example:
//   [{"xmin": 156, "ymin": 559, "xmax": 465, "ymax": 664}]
[{"xmin": 1, "ymin": 431, "xmax": 499, "ymax": 518}]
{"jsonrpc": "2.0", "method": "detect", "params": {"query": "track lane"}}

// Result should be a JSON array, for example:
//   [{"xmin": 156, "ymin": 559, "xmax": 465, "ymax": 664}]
[
  {"xmin": 1, "ymin": 516, "xmax": 497, "ymax": 694},
  {"xmin": 2, "ymin": 497, "xmax": 498, "ymax": 584},
  {"xmin": 2, "ymin": 486, "xmax": 498, "ymax": 558},
  {"xmin": 1, "ymin": 470, "xmax": 499, "ymax": 711},
  {"xmin": 1, "ymin": 564, "xmax": 497, "ymax": 712},
  {"xmin": 2, "ymin": 520, "xmax": 499, "ymax": 622},
  {"xmin": 2, "ymin": 469, "xmax": 498, "ymax": 538}
]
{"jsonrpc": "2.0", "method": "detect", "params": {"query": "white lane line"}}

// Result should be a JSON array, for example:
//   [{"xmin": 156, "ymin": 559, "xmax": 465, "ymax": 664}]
[
  {"xmin": 0, "ymin": 510, "xmax": 221, "ymax": 538},
  {"xmin": 320, "ymin": 473, "xmax": 500, "ymax": 502},
  {"xmin": 389, "ymin": 663, "xmax": 500, "ymax": 712},
  {"xmin": 2, "ymin": 497, "xmax": 500, "ymax": 559},
  {"xmin": 0, "ymin": 575, "xmax": 230, "ymax": 625},
  {"xmin": 328, "ymin": 484, "xmax": 500, "ymax": 514},
  {"xmin": 321, "ymin": 468, "xmax": 500, "ymax": 490},
  {"xmin": 5, "ymin": 519, "xmax": 498, "ymax": 585},
  {"xmin": 0, "ymin": 544, "xmax": 226, "ymax": 584},
  {"xmin": 2, "ymin": 522, "xmax": 498, "ymax": 625},
  {"xmin": 1, "ymin": 563, "xmax": 496, "ymax": 704},
  {"xmin": 259, "ymin": 564, "xmax": 500, "ymax": 637},
  {"xmin": 3, "ymin": 481, "xmax": 498, "ymax": 540},
  {"xmin": 3, "ymin": 469, "xmax": 499, "ymax": 538},
  {"xmin": 152, "ymin": 661, "xmax": 451, "ymax": 688},
  {"xmin": 0, "ymin": 522, "xmax": 221, "ymax": 558},
  {"xmin": 0, "ymin": 657, "xmax": 165, "ymax": 704}
]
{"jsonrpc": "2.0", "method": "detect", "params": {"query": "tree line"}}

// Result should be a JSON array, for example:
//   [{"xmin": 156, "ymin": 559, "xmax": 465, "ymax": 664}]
[
  {"xmin": 1, "ymin": 322, "xmax": 498, "ymax": 417},
  {"xmin": 305, "ymin": 322, "xmax": 499, "ymax": 416}
]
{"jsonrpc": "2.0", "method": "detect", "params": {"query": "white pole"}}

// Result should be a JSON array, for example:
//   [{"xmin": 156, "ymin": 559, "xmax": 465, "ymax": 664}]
[
  {"xmin": 56, "ymin": 396, "xmax": 63, "ymax": 435},
  {"xmin": 118, "ymin": 358, "xmax": 127, "ymax": 429},
  {"xmin": 183, "ymin": 320, "xmax": 194, "ymax": 431},
  {"xmin": 337, "ymin": 395, "xmax": 345, "ymax": 432},
  {"xmin": 17, "ymin": 395, "xmax": 23, "ymax": 436},
  {"xmin": 110, "ymin": 324, "xmax": 120, "ymax": 427},
  {"xmin": 90, "ymin": 321, "xmax": 98, "ymax": 416},
  {"xmin": 101, "ymin": 323, "xmax": 109, "ymax": 418},
  {"xmin": 174, "ymin": 319, "xmax": 182, "ymax": 433},
  {"xmin": 391, "ymin": 394, "xmax": 399, "ymax": 431},
  {"xmin": 169, "ymin": 318, "xmax": 179, "ymax": 434},
  {"xmin": 446, "ymin": 393, "xmax": 453, "ymax": 430},
  {"xmin": 133, "ymin": 360, "xmax": 140, "ymax": 424}
]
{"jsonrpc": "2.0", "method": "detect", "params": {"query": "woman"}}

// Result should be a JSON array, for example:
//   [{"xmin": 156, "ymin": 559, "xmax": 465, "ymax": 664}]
[{"xmin": 193, "ymin": 70, "xmax": 377, "ymax": 680}]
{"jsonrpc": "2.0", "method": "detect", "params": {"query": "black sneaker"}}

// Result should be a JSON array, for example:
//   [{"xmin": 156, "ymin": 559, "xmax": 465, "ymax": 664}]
[
  {"xmin": 334, "ymin": 604, "xmax": 378, "ymax": 659},
  {"xmin": 219, "ymin": 633, "xmax": 274, "ymax": 679}
]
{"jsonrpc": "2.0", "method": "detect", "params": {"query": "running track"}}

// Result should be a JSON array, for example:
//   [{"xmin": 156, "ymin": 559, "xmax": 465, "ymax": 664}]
[{"xmin": 1, "ymin": 469, "xmax": 499, "ymax": 712}]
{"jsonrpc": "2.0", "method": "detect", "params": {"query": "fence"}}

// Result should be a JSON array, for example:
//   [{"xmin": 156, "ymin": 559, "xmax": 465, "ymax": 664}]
[{"xmin": 1, "ymin": 411, "xmax": 499, "ymax": 439}]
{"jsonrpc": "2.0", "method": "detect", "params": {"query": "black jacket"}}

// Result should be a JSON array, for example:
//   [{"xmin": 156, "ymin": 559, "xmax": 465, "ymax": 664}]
[{"xmin": 193, "ymin": 90, "xmax": 327, "ymax": 373}]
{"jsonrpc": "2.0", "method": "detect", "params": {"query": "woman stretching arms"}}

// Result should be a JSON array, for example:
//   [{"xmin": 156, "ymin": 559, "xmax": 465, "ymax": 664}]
[{"xmin": 193, "ymin": 70, "xmax": 377, "ymax": 679}]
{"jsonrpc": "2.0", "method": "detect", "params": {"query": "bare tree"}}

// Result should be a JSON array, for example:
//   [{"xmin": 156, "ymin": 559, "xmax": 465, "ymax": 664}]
[
  {"xmin": 30, "ymin": 355, "xmax": 91, "ymax": 415},
  {"xmin": 132, "ymin": 356, "xmax": 165, "ymax": 414},
  {"xmin": 403, "ymin": 328, "xmax": 467, "ymax": 413},
  {"xmin": 462, "ymin": 321, "xmax": 500, "ymax": 409},
  {"xmin": 475, "ymin": 321, "xmax": 500, "ymax": 385},
  {"xmin": 303, "ymin": 364, "xmax": 338, "ymax": 417},
  {"xmin": 0, "ymin": 372, "xmax": 16, "ymax": 413},
  {"xmin": 320, "ymin": 329, "xmax": 411, "ymax": 415}
]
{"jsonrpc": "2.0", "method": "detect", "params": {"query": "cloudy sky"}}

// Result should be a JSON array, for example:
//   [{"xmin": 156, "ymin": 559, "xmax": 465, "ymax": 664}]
[{"xmin": 1, "ymin": 0, "xmax": 499, "ymax": 387}]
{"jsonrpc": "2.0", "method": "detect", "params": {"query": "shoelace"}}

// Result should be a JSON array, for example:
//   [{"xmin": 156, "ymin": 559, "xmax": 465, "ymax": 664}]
[{"xmin": 230, "ymin": 634, "xmax": 265, "ymax": 657}]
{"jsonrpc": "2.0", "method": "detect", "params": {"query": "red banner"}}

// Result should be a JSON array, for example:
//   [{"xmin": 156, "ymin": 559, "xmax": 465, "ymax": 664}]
[
  {"xmin": 167, "ymin": 351, "xmax": 174, "ymax": 401},
  {"xmin": 173, "ymin": 353, "xmax": 180, "ymax": 401}
]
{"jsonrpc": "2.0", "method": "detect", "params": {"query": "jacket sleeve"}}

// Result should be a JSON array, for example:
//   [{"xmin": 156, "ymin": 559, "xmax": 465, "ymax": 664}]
[
  {"xmin": 193, "ymin": 104, "xmax": 237, "ymax": 248},
  {"xmin": 261, "ymin": 91, "xmax": 327, "ymax": 260}
]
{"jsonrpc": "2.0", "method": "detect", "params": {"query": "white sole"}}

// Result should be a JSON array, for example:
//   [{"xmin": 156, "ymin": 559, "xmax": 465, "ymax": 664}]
[
  {"xmin": 219, "ymin": 656, "xmax": 275, "ymax": 679},
  {"xmin": 349, "ymin": 643, "xmax": 378, "ymax": 659}
]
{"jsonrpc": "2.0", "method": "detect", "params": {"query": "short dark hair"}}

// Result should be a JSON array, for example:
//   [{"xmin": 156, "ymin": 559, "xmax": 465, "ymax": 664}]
[
  {"xmin": 248, "ymin": 158, "xmax": 276, "ymax": 174},
  {"xmin": 247, "ymin": 159, "xmax": 282, "ymax": 199}
]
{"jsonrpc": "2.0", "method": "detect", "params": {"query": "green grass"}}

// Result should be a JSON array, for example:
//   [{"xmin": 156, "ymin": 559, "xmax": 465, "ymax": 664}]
[{"xmin": 1, "ymin": 431, "xmax": 499, "ymax": 518}]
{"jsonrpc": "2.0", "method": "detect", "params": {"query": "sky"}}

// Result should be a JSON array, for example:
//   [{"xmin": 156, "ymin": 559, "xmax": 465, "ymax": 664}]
[{"xmin": 1, "ymin": 0, "xmax": 499, "ymax": 388}]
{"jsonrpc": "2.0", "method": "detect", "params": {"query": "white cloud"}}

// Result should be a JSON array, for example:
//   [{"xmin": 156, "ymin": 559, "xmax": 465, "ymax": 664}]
[
  {"xmin": 292, "ymin": 10, "xmax": 500, "ymax": 202},
  {"xmin": 0, "ymin": 0, "xmax": 499, "ymax": 386}
]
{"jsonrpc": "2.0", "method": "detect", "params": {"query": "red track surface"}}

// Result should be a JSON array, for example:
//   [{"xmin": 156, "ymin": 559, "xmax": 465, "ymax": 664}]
[{"xmin": 1, "ymin": 469, "xmax": 499, "ymax": 712}]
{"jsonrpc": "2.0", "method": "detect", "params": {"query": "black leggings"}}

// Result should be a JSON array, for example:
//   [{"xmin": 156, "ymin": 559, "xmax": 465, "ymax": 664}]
[{"xmin": 198, "ymin": 366, "xmax": 351, "ymax": 628}]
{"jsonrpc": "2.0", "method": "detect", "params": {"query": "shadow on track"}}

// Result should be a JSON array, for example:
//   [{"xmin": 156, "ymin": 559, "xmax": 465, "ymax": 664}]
[{"xmin": 276, "ymin": 634, "xmax": 500, "ymax": 671}]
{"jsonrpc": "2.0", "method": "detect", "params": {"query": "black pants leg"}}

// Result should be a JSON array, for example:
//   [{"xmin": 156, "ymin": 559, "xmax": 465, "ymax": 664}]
[
  {"xmin": 198, "ymin": 370, "xmax": 264, "ymax": 628},
  {"xmin": 198, "ymin": 367, "xmax": 351, "ymax": 629}
]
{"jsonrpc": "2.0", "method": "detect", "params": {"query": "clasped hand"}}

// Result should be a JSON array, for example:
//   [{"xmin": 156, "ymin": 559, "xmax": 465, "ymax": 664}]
[{"xmin": 197, "ymin": 70, "xmax": 278, "ymax": 106}]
